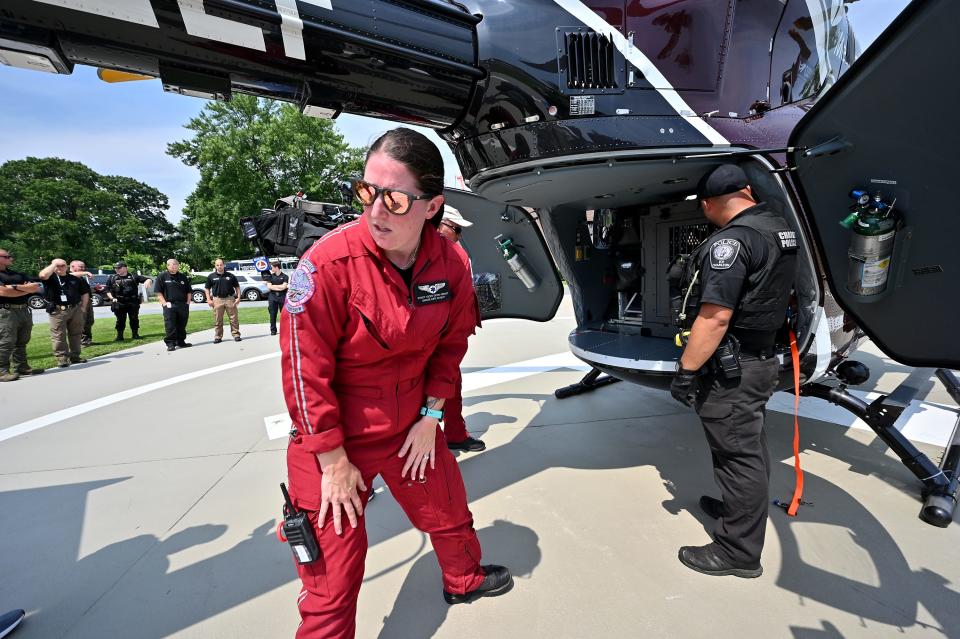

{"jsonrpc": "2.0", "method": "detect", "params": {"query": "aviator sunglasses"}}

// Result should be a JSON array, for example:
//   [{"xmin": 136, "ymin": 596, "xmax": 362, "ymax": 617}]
[{"xmin": 352, "ymin": 178, "xmax": 436, "ymax": 216}]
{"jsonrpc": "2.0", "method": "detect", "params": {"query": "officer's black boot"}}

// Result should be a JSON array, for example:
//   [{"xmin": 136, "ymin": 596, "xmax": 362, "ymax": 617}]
[
  {"xmin": 115, "ymin": 332, "xmax": 124, "ymax": 342},
  {"xmin": 678, "ymin": 543, "xmax": 762, "ymax": 578},
  {"xmin": 443, "ymin": 565, "xmax": 513, "ymax": 604},
  {"xmin": 131, "ymin": 332, "xmax": 141, "ymax": 339}
]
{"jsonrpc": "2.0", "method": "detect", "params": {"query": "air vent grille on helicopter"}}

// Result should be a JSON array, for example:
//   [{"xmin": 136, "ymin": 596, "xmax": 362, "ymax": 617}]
[{"xmin": 565, "ymin": 31, "xmax": 617, "ymax": 90}]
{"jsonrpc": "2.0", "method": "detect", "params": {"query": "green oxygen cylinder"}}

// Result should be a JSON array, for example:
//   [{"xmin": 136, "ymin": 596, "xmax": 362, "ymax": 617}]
[
  {"xmin": 495, "ymin": 234, "xmax": 540, "ymax": 292},
  {"xmin": 845, "ymin": 190, "xmax": 896, "ymax": 296}
]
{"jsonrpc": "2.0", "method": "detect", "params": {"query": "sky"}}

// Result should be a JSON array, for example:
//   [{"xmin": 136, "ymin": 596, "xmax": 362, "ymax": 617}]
[{"xmin": 0, "ymin": 1, "xmax": 909, "ymax": 224}]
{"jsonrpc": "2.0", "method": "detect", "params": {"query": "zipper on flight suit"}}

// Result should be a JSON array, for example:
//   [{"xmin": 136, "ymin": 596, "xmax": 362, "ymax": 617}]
[{"xmin": 407, "ymin": 259, "xmax": 431, "ymax": 308}]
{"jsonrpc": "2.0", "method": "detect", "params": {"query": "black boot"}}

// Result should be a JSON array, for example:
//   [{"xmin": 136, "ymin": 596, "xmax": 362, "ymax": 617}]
[
  {"xmin": 678, "ymin": 543, "xmax": 762, "ymax": 578},
  {"xmin": 131, "ymin": 332, "xmax": 141, "ymax": 339},
  {"xmin": 115, "ymin": 332, "xmax": 125, "ymax": 342},
  {"xmin": 443, "ymin": 565, "xmax": 513, "ymax": 604}
]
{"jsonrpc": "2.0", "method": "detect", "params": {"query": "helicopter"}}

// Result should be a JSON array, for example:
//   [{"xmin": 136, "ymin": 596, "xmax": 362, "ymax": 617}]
[{"xmin": 1, "ymin": 0, "xmax": 957, "ymax": 526}]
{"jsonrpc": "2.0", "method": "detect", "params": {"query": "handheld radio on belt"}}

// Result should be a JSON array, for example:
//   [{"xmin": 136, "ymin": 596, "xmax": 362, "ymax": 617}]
[{"xmin": 278, "ymin": 482, "xmax": 320, "ymax": 564}]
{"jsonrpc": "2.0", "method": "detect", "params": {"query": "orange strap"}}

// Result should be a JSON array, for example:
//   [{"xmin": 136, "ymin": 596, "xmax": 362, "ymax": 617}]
[{"xmin": 787, "ymin": 330, "xmax": 804, "ymax": 516}]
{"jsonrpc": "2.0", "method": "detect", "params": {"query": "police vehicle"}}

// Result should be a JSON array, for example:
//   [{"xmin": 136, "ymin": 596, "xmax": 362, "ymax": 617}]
[{"xmin": 1, "ymin": 0, "xmax": 957, "ymax": 525}]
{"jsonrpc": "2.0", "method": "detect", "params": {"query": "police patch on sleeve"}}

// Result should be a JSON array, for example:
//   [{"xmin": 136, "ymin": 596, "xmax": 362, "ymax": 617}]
[
  {"xmin": 709, "ymin": 238, "xmax": 741, "ymax": 270},
  {"xmin": 284, "ymin": 267, "xmax": 316, "ymax": 314}
]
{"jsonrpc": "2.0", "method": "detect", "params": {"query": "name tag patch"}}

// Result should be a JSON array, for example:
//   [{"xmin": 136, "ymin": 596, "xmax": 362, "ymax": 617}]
[
  {"xmin": 414, "ymin": 281, "xmax": 452, "ymax": 305},
  {"xmin": 710, "ymin": 239, "xmax": 741, "ymax": 270},
  {"xmin": 777, "ymin": 230, "xmax": 798, "ymax": 250}
]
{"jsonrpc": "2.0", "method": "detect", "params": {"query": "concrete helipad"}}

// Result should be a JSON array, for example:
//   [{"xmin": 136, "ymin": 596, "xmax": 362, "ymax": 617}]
[{"xmin": 1, "ymin": 295, "xmax": 958, "ymax": 638}]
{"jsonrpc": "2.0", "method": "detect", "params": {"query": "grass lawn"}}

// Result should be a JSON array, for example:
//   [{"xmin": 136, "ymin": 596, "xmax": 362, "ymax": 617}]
[{"xmin": 24, "ymin": 307, "xmax": 272, "ymax": 370}]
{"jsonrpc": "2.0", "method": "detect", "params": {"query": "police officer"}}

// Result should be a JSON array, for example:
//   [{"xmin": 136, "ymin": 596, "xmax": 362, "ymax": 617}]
[
  {"xmin": 204, "ymin": 259, "xmax": 242, "ymax": 343},
  {"xmin": 261, "ymin": 261, "xmax": 288, "ymax": 336},
  {"xmin": 669, "ymin": 164, "xmax": 797, "ymax": 578},
  {"xmin": 106, "ymin": 261, "xmax": 152, "ymax": 341},
  {"xmin": 70, "ymin": 260, "xmax": 95, "ymax": 347},
  {"xmin": 39, "ymin": 258, "xmax": 90, "ymax": 367},
  {"xmin": 154, "ymin": 258, "xmax": 192, "ymax": 351},
  {"xmin": 437, "ymin": 206, "xmax": 485, "ymax": 452},
  {"xmin": 0, "ymin": 247, "xmax": 44, "ymax": 380}
]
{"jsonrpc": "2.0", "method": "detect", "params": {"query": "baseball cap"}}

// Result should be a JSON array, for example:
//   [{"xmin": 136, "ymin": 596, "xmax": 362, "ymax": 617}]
[
  {"xmin": 442, "ymin": 205, "xmax": 473, "ymax": 228},
  {"xmin": 114, "ymin": 260, "xmax": 127, "ymax": 268},
  {"xmin": 696, "ymin": 165, "xmax": 749, "ymax": 201}
]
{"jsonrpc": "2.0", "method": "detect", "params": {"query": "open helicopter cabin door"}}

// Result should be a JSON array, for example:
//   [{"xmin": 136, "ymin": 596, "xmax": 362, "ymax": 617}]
[
  {"xmin": 443, "ymin": 189, "xmax": 563, "ymax": 321},
  {"xmin": 789, "ymin": 0, "xmax": 960, "ymax": 368}
]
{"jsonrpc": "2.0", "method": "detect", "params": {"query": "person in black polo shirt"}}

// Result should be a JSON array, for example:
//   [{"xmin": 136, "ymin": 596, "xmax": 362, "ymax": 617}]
[
  {"xmin": 261, "ymin": 261, "xmax": 288, "ymax": 336},
  {"xmin": 204, "ymin": 259, "xmax": 242, "ymax": 343},
  {"xmin": 38, "ymin": 258, "xmax": 90, "ymax": 367},
  {"xmin": 155, "ymin": 258, "xmax": 192, "ymax": 352},
  {"xmin": 0, "ymin": 247, "xmax": 44, "ymax": 380}
]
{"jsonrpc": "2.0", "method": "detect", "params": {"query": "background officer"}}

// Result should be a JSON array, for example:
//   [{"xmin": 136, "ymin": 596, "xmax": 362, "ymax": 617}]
[
  {"xmin": 154, "ymin": 258, "xmax": 192, "ymax": 351},
  {"xmin": 204, "ymin": 259, "xmax": 241, "ymax": 343},
  {"xmin": 69, "ymin": 260, "xmax": 95, "ymax": 348},
  {"xmin": 0, "ymin": 247, "xmax": 44, "ymax": 381},
  {"xmin": 261, "ymin": 261, "xmax": 288, "ymax": 336},
  {"xmin": 437, "ymin": 205, "xmax": 485, "ymax": 452},
  {"xmin": 669, "ymin": 164, "xmax": 797, "ymax": 578},
  {"xmin": 106, "ymin": 261, "xmax": 152, "ymax": 341},
  {"xmin": 38, "ymin": 258, "xmax": 90, "ymax": 367}
]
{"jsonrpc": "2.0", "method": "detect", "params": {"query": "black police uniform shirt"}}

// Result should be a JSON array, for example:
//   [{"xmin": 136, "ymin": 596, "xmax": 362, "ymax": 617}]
[
  {"xmin": 696, "ymin": 206, "xmax": 772, "ymax": 310},
  {"xmin": 155, "ymin": 271, "xmax": 192, "ymax": 303},
  {"xmin": 108, "ymin": 273, "xmax": 149, "ymax": 304},
  {"xmin": 205, "ymin": 271, "xmax": 239, "ymax": 298},
  {"xmin": 43, "ymin": 273, "xmax": 90, "ymax": 306},
  {"xmin": 262, "ymin": 271, "xmax": 289, "ymax": 301},
  {"xmin": 0, "ymin": 269, "xmax": 35, "ymax": 306}
]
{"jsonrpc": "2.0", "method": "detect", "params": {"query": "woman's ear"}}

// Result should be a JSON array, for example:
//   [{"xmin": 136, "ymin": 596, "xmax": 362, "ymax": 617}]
[{"xmin": 424, "ymin": 194, "xmax": 444, "ymax": 220}]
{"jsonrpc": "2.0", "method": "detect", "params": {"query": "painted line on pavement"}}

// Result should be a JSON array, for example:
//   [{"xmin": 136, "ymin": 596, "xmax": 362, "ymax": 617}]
[{"xmin": 1, "ymin": 352, "xmax": 280, "ymax": 443}]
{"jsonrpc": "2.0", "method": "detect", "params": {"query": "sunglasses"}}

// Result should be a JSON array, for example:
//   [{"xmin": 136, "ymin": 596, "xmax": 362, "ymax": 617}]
[
  {"xmin": 352, "ymin": 178, "xmax": 435, "ymax": 216},
  {"xmin": 440, "ymin": 221, "xmax": 462, "ymax": 235},
  {"xmin": 0, "ymin": 254, "xmax": 11, "ymax": 259}
]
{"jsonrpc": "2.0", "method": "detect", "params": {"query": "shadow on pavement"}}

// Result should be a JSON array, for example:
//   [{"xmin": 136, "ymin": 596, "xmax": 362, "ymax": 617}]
[
  {"xmin": 377, "ymin": 520, "xmax": 541, "ymax": 639},
  {"xmin": 3, "ymin": 380, "xmax": 957, "ymax": 638}
]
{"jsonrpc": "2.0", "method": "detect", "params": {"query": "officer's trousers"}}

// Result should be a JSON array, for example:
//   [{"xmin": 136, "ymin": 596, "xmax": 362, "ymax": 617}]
[
  {"xmin": 82, "ymin": 301, "xmax": 94, "ymax": 343},
  {"xmin": 48, "ymin": 305, "xmax": 84, "ymax": 361},
  {"xmin": 268, "ymin": 297, "xmax": 284, "ymax": 333},
  {"xmin": 162, "ymin": 302, "xmax": 189, "ymax": 345},
  {"xmin": 0, "ymin": 306, "xmax": 33, "ymax": 372},
  {"xmin": 293, "ymin": 428, "xmax": 484, "ymax": 639},
  {"xmin": 441, "ymin": 370, "xmax": 468, "ymax": 443},
  {"xmin": 212, "ymin": 296, "xmax": 240, "ymax": 339},
  {"xmin": 113, "ymin": 304, "xmax": 140, "ymax": 336},
  {"xmin": 695, "ymin": 357, "xmax": 779, "ymax": 565}
]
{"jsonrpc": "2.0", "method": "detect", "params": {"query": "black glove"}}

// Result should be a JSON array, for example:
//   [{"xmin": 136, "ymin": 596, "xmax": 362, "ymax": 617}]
[{"xmin": 670, "ymin": 367, "xmax": 699, "ymax": 407}]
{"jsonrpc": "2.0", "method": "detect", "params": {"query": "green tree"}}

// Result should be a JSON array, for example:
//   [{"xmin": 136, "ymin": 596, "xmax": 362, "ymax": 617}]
[
  {"xmin": 0, "ymin": 157, "xmax": 175, "ymax": 273},
  {"xmin": 168, "ymin": 95, "xmax": 365, "ymax": 267}
]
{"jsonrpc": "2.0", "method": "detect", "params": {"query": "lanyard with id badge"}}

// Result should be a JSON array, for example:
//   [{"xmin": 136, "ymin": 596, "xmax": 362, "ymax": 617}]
[{"xmin": 55, "ymin": 274, "xmax": 69, "ymax": 303}]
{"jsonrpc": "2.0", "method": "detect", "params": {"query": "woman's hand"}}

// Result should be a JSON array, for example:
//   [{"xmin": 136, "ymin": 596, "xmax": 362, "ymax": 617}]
[
  {"xmin": 398, "ymin": 416, "xmax": 439, "ymax": 480},
  {"xmin": 316, "ymin": 446, "xmax": 367, "ymax": 535}
]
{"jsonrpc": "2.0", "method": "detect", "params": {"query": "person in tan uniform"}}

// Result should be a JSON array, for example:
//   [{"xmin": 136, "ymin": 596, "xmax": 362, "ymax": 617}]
[
  {"xmin": 204, "ymin": 259, "xmax": 242, "ymax": 343},
  {"xmin": 38, "ymin": 258, "xmax": 89, "ymax": 367}
]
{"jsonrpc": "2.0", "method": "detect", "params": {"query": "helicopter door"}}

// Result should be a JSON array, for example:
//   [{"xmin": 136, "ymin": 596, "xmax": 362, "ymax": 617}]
[
  {"xmin": 789, "ymin": 0, "xmax": 960, "ymax": 368},
  {"xmin": 442, "ymin": 188, "xmax": 563, "ymax": 321}
]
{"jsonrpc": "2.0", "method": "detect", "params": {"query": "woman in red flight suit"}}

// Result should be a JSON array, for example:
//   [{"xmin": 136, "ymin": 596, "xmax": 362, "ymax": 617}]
[{"xmin": 280, "ymin": 128, "xmax": 513, "ymax": 638}]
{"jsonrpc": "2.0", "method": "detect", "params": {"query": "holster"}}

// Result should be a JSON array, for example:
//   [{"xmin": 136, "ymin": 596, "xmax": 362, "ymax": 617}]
[{"xmin": 710, "ymin": 334, "xmax": 742, "ymax": 380}]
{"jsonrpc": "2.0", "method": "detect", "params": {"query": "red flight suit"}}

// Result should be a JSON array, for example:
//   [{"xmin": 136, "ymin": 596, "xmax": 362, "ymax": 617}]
[{"xmin": 280, "ymin": 216, "xmax": 484, "ymax": 638}]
